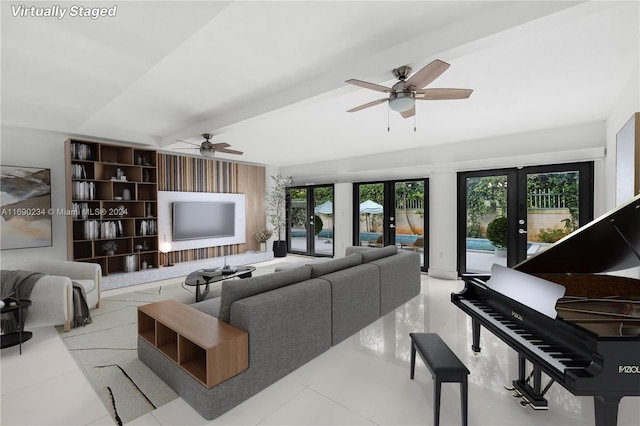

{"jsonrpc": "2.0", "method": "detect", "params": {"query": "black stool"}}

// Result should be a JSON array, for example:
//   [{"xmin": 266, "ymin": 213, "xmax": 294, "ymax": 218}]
[{"xmin": 410, "ymin": 333, "xmax": 470, "ymax": 426}]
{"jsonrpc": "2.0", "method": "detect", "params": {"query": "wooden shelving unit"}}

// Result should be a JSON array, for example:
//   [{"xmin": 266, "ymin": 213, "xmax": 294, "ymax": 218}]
[
  {"xmin": 138, "ymin": 299, "xmax": 249, "ymax": 388},
  {"xmin": 65, "ymin": 138, "xmax": 159, "ymax": 275}
]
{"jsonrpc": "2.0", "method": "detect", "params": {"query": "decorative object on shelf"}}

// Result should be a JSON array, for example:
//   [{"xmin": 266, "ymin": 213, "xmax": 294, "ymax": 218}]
[
  {"xmin": 124, "ymin": 255, "xmax": 136, "ymax": 272},
  {"xmin": 159, "ymin": 235, "xmax": 173, "ymax": 267},
  {"xmin": 266, "ymin": 174, "xmax": 293, "ymax": 257},
  {"xmin": 0, "ymin": 165, "xmax": 52, "ymax": 250},
  {"xmin": 102, "ymin": 240, "xmax": 118, "ymax": 256},
  {"xmin": 122, "ymin": 188, "xmax": 131, "ymax": 200},
  {"xmin": 136, "ymin": 154, "xmax": 142, "ymax": 165}
]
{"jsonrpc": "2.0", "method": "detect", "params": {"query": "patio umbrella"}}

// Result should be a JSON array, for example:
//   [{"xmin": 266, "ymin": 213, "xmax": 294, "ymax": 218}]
[
  {"xmin": 359, "ymin": 200, "xmax": 383, "ymax": 214},
  {"xmin": 314, "ymin": 201, "xmax": 333, "ymax": 215},
  {"xmin": 359, "ymin": 200, "xmax": 383, "ymax": 233}
]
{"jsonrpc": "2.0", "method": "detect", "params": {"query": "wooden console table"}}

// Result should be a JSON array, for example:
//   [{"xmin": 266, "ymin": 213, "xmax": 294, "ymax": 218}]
[{"xmin": 138, "ymin": 299, "xmax": 248, "ymax": 388}]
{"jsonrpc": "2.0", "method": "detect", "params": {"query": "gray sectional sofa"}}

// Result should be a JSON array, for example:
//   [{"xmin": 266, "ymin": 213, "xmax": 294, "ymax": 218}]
[{"xmin": 138, "ymin": 245, "xmax": 420, "ymax": 420}]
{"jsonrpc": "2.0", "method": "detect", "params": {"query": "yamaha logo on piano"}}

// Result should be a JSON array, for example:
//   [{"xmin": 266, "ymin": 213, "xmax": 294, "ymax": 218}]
[
  {"xmin": 511, "ymin": 311, "xmax": 524, "ymax": 321},
  {"xmin": 618, "ymin": 366, "xmax": 640, "ymax": 374}
]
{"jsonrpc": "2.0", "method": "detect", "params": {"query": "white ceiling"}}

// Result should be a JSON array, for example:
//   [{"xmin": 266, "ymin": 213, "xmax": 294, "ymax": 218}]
[{"xmin": 2, "ymin": 1, "xmax": 638, "ymax": 168}]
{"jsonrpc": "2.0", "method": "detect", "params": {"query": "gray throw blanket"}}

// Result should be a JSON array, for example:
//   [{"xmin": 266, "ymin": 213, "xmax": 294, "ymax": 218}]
[
  {"xmin": 1, "ymin": 269, "xmax": 43, "ymax": 333},
  {"xmin": 71, "ymin": 282, "xmax": 92, "ymax": 327}
]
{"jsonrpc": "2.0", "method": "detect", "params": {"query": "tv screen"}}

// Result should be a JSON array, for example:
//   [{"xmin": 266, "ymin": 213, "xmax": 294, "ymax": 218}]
[{"xmin": 172, "ymin": 202, "xmax": 235, "ymax": 241}]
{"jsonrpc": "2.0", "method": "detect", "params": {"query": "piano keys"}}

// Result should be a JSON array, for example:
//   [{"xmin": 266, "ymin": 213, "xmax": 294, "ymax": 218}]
[{"xmin": 452, "ymin": 193, "xmax": 640, "ymax": 426}]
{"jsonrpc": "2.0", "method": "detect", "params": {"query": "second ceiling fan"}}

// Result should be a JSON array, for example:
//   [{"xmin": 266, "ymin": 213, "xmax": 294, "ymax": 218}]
[
  {"xmin": 175, "ymin": 133, "xmax": 243, "ymax": 158},
  {"xmin": 346, "ymin": 59, "xmax": 473, "ymax": 118}
]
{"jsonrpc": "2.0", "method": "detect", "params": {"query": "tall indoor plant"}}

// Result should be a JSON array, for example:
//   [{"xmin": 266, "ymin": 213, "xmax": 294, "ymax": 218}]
[{"xmin": 266, "ymin": 174, "xmax": 293, "ymax": 257}]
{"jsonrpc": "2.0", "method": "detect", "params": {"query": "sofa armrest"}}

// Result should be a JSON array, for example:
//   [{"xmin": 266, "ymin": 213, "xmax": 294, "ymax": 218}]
[
  {"xmin": 25, "ymin": 275, "xmax": 73, "ymax": 331},
  {"xmin": 34, "ymin": 260, "xmax": 101, "ymax": 309}
]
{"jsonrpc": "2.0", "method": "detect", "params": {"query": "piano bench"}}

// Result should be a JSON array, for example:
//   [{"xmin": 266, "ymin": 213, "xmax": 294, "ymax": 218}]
[{"xmin": 410, "ymin": 333, "xmax": 470, "ymax": 426}]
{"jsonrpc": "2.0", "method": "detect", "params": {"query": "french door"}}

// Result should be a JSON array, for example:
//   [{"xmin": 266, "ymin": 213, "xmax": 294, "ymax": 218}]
[
  {"xmin": 457, "ymin": 162, "xmax": 593, "ymax": 274},
  {"xmin": 287, "ymin": 185, "xmax": 334, "ymax": 257},
  {"xmin": 353, "ymin": 179, "xmax": 428, "ymax": 271}
]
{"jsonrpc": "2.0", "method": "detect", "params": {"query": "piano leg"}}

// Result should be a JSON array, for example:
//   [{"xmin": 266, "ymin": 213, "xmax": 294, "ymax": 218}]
[
  {"xmin": 593, "ymin": 396, "xmax": 620, "ymax": 426},
  {"xmin": 513, "ymin": 355, "xmax": 549, "ymax": 410},
  {"xmin": 472, "ymin": 319, "xmax": 481, "ymax": 353}
]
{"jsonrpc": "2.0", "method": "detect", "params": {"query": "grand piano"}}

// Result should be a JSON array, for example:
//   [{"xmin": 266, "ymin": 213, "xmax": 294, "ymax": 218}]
[{"xmin": 452, "ymin": 194, "xmax": 640, "ymax": 426}]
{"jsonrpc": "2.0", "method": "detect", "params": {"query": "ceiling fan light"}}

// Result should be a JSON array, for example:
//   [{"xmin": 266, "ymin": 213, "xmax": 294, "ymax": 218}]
[
  {"xmin": 389, "ymin": 93, "xmax": 415, "ymax": 112},
  {"xmin": 200, "ymin": 148, "xmax": 215, "ymax": 157}
]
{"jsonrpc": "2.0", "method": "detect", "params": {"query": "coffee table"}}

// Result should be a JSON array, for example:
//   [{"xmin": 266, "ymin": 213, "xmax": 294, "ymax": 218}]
[{"xmin": 184, "ymin": 265, "xmax": 256, "ymax": 302}]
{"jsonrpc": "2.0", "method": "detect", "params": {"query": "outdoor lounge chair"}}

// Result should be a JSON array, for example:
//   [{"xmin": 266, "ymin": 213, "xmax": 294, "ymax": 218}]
[
  {"xmin": 368, "ymin": 235, "xmax": 383, "ymax": 247},
  {"xmin": 402, "ymin": 237, "xmax": 424, "ymax": 252}
]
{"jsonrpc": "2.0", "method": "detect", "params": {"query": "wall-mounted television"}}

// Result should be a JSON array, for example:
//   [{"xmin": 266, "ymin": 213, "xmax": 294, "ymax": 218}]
[{"xmin": 172, "ymin": 201, "xmax": 235, "ymax": 241}]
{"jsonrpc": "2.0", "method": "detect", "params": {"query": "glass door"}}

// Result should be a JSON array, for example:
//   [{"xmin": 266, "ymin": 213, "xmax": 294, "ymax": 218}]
[
  {"xmin": 354, "ymin": 179, "xmax": 428, "ymax": 270},
  {"xmin": 459, "ymin": 171, "xmax": 513, "ymax": 274},
  {"xmin": 394, "ymin": 180, "xmax": 427, "ymax": 267},
  {"xmin": 355, "ymin": 182, "xmax": 386, "ymax": 248},
  {"xmin": 518, "ymin": 164, "xmax": 593, "ymax": 261},
  {"xmin": 287, "ymin": 185, "xmax": 334, "ymax": 257},
  {"xmin": 458, "ymin": 162, "xmax": 593, "ymax": 274}
]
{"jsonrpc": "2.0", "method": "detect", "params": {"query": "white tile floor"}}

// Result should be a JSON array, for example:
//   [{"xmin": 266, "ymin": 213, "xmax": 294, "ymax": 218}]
[{"xmin": 2, "ymin": 260, "xmax": 639, "ymax": 426}]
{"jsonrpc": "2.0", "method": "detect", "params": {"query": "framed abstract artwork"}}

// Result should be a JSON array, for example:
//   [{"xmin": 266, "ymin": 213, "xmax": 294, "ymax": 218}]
[
  {"xmin": 1, "ymin": 165, "xmax": 52, "ymax": 249},
  {"xmin": 616, "ymin": 113, "xmax": 640, "ymax": 205}
]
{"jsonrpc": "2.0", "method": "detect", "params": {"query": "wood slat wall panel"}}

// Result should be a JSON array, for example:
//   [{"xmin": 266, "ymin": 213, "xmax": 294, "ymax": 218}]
[{"xmin": 158, "ymin": 154, "xmax": 265, "ymax": 263}]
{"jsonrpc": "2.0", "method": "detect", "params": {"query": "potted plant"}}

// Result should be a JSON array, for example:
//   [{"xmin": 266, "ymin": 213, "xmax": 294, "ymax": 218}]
[
  {"xmin": 486, "ymin": 216, "xmax": 508, "ymax": 257},
  {"xmin": 102, "ymin": 240, "xmax": 118, "ymax": 256},
  {"xmin": 253, "ymin": 228, "xmax": 273, "ymax": 252},
  {"xmin": 266, "ymin": 174, "xmax": 293, "ymax": 257}
]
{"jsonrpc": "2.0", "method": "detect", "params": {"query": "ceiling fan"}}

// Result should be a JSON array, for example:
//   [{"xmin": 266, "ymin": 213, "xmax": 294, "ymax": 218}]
[
  {"xmin": 175, "ymin": 133, "xmax": 243, "ymax": 158},
  {"xmin": 345, "ymin": 59, "xmax": 473, "ymax": 118}
]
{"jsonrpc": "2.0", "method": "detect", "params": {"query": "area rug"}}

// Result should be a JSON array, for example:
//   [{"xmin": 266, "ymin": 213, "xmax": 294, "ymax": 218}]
[{"xmin": 57, "ymin": 265, "xmax": 275, "ymax": 425}]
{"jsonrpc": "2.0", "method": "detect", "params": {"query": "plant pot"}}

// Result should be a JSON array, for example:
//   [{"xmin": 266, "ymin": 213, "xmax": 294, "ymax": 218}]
[
  {"xmin": 494, "ymin": 248, "xmax": 507, "ymax": 258},
  {"xmin": 106, "ymin": 250, "xmax": 114, "ymax": 256},
  {"xmin": 273, "ymin": 240, "xmax": 287, "ymax": 257}
]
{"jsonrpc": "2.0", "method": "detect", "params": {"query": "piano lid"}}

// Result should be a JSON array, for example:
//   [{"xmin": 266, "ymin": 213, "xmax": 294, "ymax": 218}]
[{"xmin": 515, "ymin": 193, "xmax": 640, "ymax": 274}]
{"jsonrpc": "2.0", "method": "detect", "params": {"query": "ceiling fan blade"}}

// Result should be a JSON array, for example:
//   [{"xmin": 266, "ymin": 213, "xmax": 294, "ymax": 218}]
[
  {"xmin": 175, "ymin": 139, "xmax": 203, "ymax": 147},
  {"xmin": 174, "ymin": 147, "xmax": 199, "ymax": 150},
  {"xmin": 404, "ymin": 59, "xmax": 450, "ymax": 90},
  {"xmin": 415, "ymin": 88, "xmax": 473, "ymax": 100},
  {"xmin": 400, "ymin": 106, "xmax": 416, "ymax": 119},
  {"xmin": 345, "ymin": 79, "xmax": 393, "ymax": 93},
  {"xmin": 211, "ymin": 142, "xmax": 231, "ymax": 149},
  {"xmin": 217, "ymin": 148, "xmax": 243, "ymax": 155},
  {"xmin": 347, "ymin": 98, "xmax": 388, "ymax": 113}
]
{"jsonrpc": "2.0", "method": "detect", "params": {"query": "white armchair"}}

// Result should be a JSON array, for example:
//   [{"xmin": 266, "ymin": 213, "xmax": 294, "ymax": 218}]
[{"xmin": 1, "ymin": 259, "xmax": 101, "ymax": 331}]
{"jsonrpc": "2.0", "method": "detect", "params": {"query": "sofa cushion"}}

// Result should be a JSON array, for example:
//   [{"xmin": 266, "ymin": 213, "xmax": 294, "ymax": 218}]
[
  {"xmin": 359, "ymin": 245, "xmax": 397, "ymax": 262},
  {"xmin": 218, "ymin": 265, "xmax": 312, "ymax": 323},
  {"xmin": 308, "ymin": 253, "xmax": 362, "ymax": 278},
  {"xmin": 190, "ymin": 296, "xmax": 222, "ymax": 318}
]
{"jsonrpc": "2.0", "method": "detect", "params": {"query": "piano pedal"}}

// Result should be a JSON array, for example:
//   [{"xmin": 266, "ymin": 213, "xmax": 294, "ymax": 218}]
[
  {"xmin": 519, "ymin": 400, "xmax": 531, "ymax": 408},
  {"xmin": 504, "ymin": 385, "xmax": 516, "ymax": 392}
]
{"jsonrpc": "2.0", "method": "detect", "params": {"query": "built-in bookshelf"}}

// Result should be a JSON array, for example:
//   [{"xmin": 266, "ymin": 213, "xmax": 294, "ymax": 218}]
[{"xmin": 65, "ymin": 138, "xmax": 159, "ymax": 275}]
